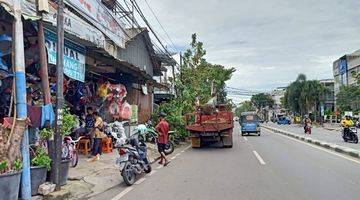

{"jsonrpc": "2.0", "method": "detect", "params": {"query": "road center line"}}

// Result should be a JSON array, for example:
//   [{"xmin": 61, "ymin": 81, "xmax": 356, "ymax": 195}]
[
  {"xmin": 243, "ymin": 137, "xmax": 248, "ymax": 141},
  {"xmin": 134, "ymin": 177, "xmax": 146, "ymax": 185},
  {"xmin": 110, "ymin": 187, "xmax": 133, "ymax": 200},
  {"xmin": 253, "ymin": 150, "xmax": 266, "ymax": 165},
  {"xmin": 271, "ymin": 130, "xmax": 360, "ymax": 165}
]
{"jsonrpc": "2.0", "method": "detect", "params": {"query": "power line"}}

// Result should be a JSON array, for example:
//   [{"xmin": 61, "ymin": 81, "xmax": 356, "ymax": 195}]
[
  {"xmin": 130, "ymin": 0, "xmax": 175, "ymax": 60},
  {"xmin": 143, "ymin": 0, "xmax": 177, "ymax": 53}
]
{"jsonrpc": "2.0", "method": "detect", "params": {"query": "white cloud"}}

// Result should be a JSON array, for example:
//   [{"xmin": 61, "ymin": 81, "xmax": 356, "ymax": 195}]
[{"xmin": 136, "ymin": 0, "xmax": 360, "ymax": 91}]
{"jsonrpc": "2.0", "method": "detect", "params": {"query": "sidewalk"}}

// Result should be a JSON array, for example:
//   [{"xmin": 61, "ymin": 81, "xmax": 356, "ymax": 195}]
[
  {"xmin": 55, "ymin": 142, "xmax": 190, "ymax": 200},
  {"xmin": 262, "ymin": 123, "xmax": 360, "ymax": 159},
  {"xmin": 265, "ymin": 123, "xmax": 360, "ymax": 151}
]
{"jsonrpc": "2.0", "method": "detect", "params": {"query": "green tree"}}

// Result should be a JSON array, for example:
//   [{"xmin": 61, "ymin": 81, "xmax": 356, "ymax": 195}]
[
  {"xmin": 155, "ymin": 33, "xmax": 235, "ymax": 136},
  {"xmin": 235, "ymin": 101, "xmax": 256, "ymax": 116},
  {"xmin": 251, "ymin": 93, "xmax": 274, "ymax": 110},
  {"xmin": 336, "ymin": 72, "xmax": 360, "ymax": 112},
  {"xmin": 283, "ymin": 74, "xmax": 327, "ymax": 115}
]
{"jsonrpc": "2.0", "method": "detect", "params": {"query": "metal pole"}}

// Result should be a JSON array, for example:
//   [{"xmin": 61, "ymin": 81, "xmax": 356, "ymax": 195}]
[
  {"xmin": 13, "ymin": 0, "xmax": 31, "ymax": 199},
  {"xmin": 53, "ymin": 0, "xmax": 65, "ymax": 190}
]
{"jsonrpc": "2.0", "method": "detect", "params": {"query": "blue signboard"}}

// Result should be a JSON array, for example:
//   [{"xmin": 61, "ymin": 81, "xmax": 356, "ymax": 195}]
[
  {"xmin": 44, "ymin": 29, "xmax": 86, "ymax": 82},
  {"xmin": 338, "ymin": 57, "xmax": 347, "ymax": 75}
]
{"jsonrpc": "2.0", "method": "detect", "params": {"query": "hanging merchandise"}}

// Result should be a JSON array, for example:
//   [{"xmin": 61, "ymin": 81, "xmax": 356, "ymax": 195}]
[
  {"xmin": 98, "ymin": 81, "xmax": 109, "ymax": 98},
  {"xmin": 108, "ymin": 100, "xmax": 120, "ymax": 115},
  {"xmin": 120, "ymin": 101, "xmax": 131, "ymax": 120},
  {"xmin": 106, "ymin": 83, "xmax": 127, "ymax": 101},
  {"xmin": 130, "ymin": 105, "xmax": 138, "ymax": 123}
]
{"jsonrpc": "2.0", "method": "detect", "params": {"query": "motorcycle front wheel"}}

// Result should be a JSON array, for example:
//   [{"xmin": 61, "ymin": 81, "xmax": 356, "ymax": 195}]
[
  {"xmin": 164, "ymin": 141, "xmax": 175, "ymax": 155},
  {"xmin": 122, "ymin": 162, "xmax": 136, "ymax": 186}
]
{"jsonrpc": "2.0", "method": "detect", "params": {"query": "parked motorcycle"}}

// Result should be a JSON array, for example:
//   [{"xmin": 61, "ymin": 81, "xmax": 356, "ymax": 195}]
[
  {"xmin": 144, "ymin": 125, "xmax": 175, "ymax": 155},
  {"xmin": 341, "ymin": 127, "xmax": 359, "ymax": 143},
  {"xmin": 115, "ymin": 133, "xmax": 152, "ymax": 186}
]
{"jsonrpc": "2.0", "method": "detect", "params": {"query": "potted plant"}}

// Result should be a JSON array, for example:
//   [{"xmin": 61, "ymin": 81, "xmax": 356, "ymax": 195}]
[
  {"xmin": 59, "ymin": 109, "xmax": 77, "ymax": 186},
  {"xmin": 29, "ymin": 147, "xmax": 51, "ymax": 196},
  {"xmin": 0, "ymin": 118, "xmax": 28, "ymax": 200}
]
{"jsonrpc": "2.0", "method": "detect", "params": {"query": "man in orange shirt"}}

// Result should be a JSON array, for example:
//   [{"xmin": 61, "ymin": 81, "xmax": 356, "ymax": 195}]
[{"xmin": 156, "ymin": 112, "xmax": 170, "ymax": 166}]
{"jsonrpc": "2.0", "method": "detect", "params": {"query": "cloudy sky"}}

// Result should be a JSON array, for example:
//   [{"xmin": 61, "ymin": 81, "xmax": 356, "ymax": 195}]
[{"xmin": 136, "ymin": 0, "xmax": 360, "ymax": 100}]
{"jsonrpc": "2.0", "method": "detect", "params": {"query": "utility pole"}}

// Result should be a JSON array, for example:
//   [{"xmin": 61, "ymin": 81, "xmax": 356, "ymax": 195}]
[
  {"xmin": 53, "ymin": 0, "xmax": 65, "ymax": 190},
  {"xmin": 13, "ymin": 0, "xmax": 31, "ymax": 199}
]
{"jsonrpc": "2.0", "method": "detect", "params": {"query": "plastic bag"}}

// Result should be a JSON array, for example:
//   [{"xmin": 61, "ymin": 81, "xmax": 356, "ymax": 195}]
[
  {"xmin": 120, "ymin": 101, "xmax": 131, "ymax": 120},
  {"xmin": 98, "ymin": 82, "xmax": 109, "ymax": 98}
]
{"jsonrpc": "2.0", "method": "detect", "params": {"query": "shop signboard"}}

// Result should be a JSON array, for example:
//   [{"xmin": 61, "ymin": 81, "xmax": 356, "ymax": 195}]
[
  {"xmin": 64, "ymin": 0, "xmax": 126, "ymax": 48},
  {"xmin": 22, "ymin": 0, "xmax": 106, "ymax": 49},
  {"xmin": 338, "ymin": 57, "xmax": 347, "ymax": 75},
  {"xmin": 45, "ymin": 29, "xmax": 86, "ymax": 82}
]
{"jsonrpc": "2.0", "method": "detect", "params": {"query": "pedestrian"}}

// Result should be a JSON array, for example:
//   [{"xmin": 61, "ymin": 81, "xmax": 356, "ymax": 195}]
[
  {"xmin": 156, "ymin": 112, "xmax": 170, "ymax": 166},
  {"xmin": 88, "ymin": 111, "xmax": 104, "ymax": 162},
  {"xmin": 85, "ymin": 107, "xmax": 95, "ymax": 148}
]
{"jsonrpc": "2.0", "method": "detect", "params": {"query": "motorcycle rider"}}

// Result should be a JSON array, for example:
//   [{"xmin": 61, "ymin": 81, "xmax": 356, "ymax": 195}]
[
  {"xmin": 304, "ymin": 116, "xmax": 312, "ymax": 134},
  {"xmin": 341, "ymin": 115, "xmax": 354, "ymax": 139}
]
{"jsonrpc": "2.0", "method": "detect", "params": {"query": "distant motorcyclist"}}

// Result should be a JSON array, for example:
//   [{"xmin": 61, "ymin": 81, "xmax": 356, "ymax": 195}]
[
  {"xmin": 304, "ymin": 116, "xmax": 312, "ymax": 134},
  {"xmin": 341, "ymin": 115, "xmax": 354, "ymax": 138}
]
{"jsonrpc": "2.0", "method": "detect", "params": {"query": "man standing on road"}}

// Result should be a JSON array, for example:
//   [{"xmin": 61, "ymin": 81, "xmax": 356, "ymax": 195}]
[{"xmin": 156, "ymin": 112, "xmax": 170, "ymax": 166}]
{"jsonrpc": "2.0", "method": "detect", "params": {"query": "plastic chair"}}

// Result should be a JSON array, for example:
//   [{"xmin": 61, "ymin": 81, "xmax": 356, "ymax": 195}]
[
  {"xmin": 77, "ymin": 139, "xmax": 91, "ymax": 155},
  {"xmin": 102, "ymin": 137, "xmax": 113, "ymax": 153}
]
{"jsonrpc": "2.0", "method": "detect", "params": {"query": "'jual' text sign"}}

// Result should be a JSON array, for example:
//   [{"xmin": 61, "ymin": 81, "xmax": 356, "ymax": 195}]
[
  {"xmin": 65, "ymin": 0, "xmax": 126, "ymax": 48},
  {"xmin": 45, "ymin": 29, "xmax": 86, "ymax": 82}
]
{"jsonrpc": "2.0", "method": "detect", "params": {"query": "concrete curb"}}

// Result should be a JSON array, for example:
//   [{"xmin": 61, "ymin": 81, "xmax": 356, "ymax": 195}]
[{"xmin": 261, "ymin": 125, "xmax": 360, "ymax": 159}]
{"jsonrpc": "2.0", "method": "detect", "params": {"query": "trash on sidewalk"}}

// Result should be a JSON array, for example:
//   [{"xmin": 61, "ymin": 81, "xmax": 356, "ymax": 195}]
[{"xmin": 38, "ymin": 182, "xmax": 55, "ymax": 195}]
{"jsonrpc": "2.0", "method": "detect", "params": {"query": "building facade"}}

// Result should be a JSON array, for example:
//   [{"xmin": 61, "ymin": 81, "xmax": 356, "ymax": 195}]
[{"xmin": 319, "ymin": 79, "xmax": 335, "ymax": 112}]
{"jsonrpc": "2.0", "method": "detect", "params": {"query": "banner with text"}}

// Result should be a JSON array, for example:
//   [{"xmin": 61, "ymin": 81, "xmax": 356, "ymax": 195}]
[{"xmin": 45, "ymin": 29, "xmax": 86, "ymax": 82}]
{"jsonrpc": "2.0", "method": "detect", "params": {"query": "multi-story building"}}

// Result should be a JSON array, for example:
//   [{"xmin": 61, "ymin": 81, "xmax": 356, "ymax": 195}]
[
  {"xmin": 333, "ymin": 49, "xmax": 360, "ymax": 94},
  {"xmin": 319, "ymin": 79, "xmax": 335, "ymax": 112}
]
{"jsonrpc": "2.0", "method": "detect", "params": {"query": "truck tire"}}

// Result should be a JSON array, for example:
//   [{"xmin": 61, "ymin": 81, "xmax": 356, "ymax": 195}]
[{"xmin": 222, "ymin": 135, "xmax": 233, "ymax": 148}]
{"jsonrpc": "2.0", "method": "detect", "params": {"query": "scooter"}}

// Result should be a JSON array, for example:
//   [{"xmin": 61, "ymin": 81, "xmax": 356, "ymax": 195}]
[
  {"xmin": 115, "ymin": 133, "xmax": 152, "ymax": 186},
  {"xmin": 341, "ymin": 127, "xmax": 359, "ymax": 144}
]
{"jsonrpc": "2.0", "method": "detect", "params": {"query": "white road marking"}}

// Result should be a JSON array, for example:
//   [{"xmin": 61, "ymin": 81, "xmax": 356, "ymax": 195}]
[
  {"xmin": 176, "ymin": 153, "xmax": 181, "ymax": 156},
  {"xmin": 156, "ymin": 165, "xmax": 163, "ymax": 170},
  {"xmin": 253, "ymin": 151, "xmax": 266, "ymax": 165},
  {"xmin": 171, "ymin": 156, "xmax": 176, "ymax": 160},
  {"xmin": 147, "ymin": 170, "xmax": 157, "ymax": 176},
  {"xmin": 243, "ymin": 137, "xmax": 248, "ymax": 141},
  {"xmin": 110, "ymin": 187, "xmax": 133, "ymax": 200},
  {"xmin": 181, "ymin": 150, "xmax": 185, "ymax": 153},
  {"xmin": 184, "ymin": 145, "xmax": 192, "ymax": 151},
  {"xmin": 271, "ymin": 130, "xmax": 360, "ymax": 165},
  {"xmin": 134, "ymin": 177, "xmax": 146, "ymax": 185}
]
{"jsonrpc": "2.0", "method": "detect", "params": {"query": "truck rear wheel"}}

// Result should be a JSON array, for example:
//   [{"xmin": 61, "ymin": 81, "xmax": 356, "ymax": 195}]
[
  {"xmin": 222, "ymin": 135, "xmax": 233, "ymax": 148},
  {"xmin": 191, "ymin": 137, "xmax": 201, "ymax": 148}
]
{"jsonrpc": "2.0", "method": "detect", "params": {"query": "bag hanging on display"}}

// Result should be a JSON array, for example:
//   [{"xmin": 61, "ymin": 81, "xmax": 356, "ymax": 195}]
[
  {"xmin": 120, "ymin": 102, "xmax": 131, "ymax": 120},
  {"xmin": 98, "ymin": 82, "xmax": 109, "ymax": 98}
]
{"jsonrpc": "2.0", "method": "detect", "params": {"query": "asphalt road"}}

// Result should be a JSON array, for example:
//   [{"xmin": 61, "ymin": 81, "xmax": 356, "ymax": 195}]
[
  {"xmin": 267, "ymin": 123, "xmax": 360, "ymax": 151},
  {"xmin": 95, "ymin": 124, "xmax": 360, "ymax": 200}
]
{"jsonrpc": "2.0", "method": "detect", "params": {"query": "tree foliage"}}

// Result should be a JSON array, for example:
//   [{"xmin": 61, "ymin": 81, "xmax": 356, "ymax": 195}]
[
  {"xmin": 283, "ymin": 74, "xmax": 327, "ymax": 115},
  {"xmin": 336, "ymin": 73, "xmax": 360, "ymax": 111},
  {"xmin": 235, "ymin": 101, "xmax": 256, "ymax": 116},
  {"xmin": 250, "ymin": 93, "xmax": 274, "ymax": 110},
  {"xmin": 154, "ymin": 34, "xmax": 235, "ymax": 136}
]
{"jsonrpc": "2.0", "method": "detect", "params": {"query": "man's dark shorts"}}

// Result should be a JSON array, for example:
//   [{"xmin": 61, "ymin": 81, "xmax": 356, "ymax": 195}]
[{"xmin": 157, "ymin": 143, "xmax": 166, "ymax": 153}]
